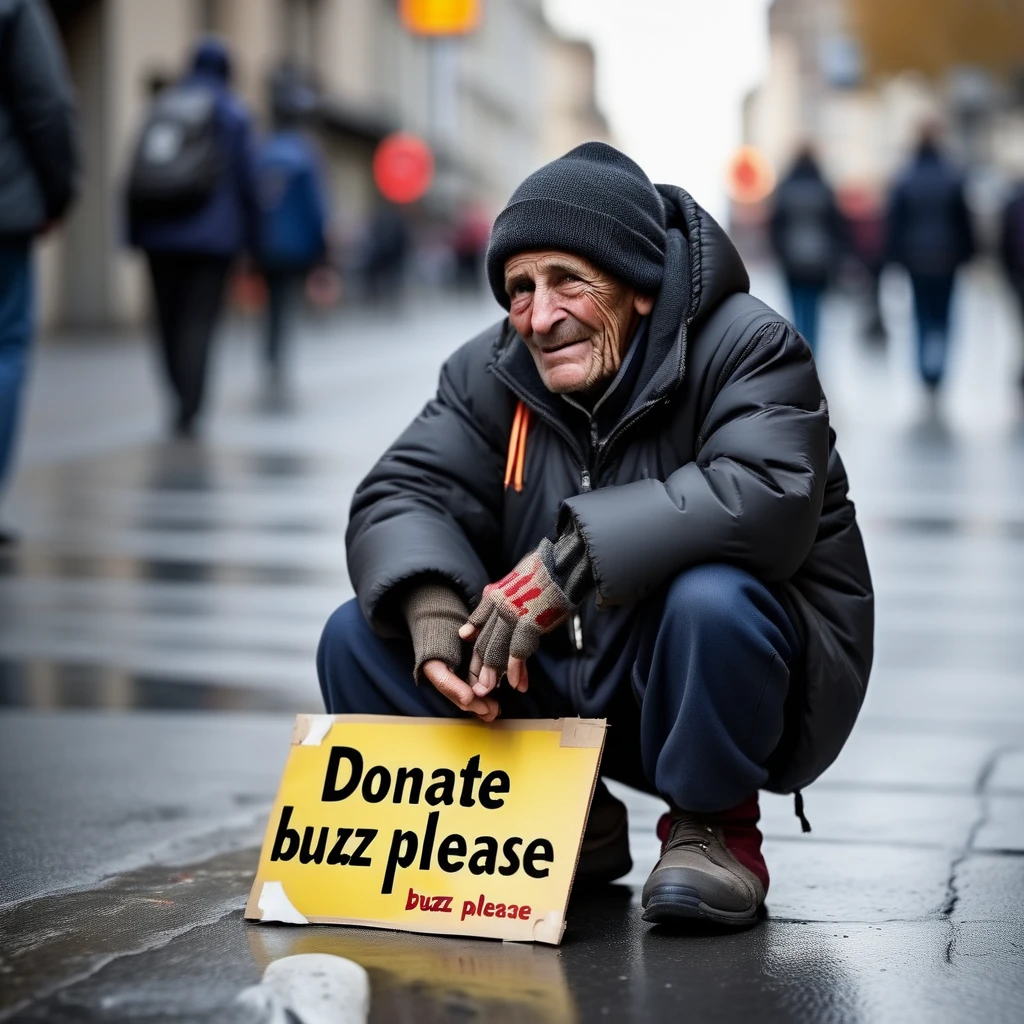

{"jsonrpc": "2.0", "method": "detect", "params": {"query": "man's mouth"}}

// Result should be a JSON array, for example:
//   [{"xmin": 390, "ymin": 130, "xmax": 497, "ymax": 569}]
[{"xmin": 539, "ymin": 337, "xmax": 589, "ymax": 355}]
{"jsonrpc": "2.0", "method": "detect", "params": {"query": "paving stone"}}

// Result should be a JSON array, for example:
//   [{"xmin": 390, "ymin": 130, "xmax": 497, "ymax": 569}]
[{"xmin": 974, "ymin": 796, "xmax": 1024, "ymax": 852}]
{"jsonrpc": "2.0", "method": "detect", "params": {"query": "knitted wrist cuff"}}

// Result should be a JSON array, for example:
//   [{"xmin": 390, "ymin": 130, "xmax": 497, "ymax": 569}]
[
  {"xmin": 540, "ymin": 526, "xmax": 594, "ymax": 607},
  {"xmin": 400, "ymin": 582, "xmax": 469, "ymax": 680}
]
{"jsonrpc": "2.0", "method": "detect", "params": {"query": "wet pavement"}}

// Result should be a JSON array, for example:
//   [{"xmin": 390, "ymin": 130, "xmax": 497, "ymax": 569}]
[{"xmin": 2, "ymin": 273, "xmax": 1024, "ymax": 1021}]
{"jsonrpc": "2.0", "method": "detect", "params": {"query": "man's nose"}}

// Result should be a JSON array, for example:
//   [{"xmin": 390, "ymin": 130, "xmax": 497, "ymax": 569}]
[{"xmin": 529, "ymin": 285, "xmax": 565, "ymax": 335}]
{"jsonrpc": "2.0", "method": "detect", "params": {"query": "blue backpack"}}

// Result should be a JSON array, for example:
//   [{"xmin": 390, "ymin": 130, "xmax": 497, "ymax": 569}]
[{"xmin": 255, "ymin": 133, "xmax": 327, "ymax": 269}]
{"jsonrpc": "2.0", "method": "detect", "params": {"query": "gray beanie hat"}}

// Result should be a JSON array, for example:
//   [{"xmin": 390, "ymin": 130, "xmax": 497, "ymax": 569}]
[{"xmin": 486, "ymin": 141, "xmax": 667, "ymax": 309}]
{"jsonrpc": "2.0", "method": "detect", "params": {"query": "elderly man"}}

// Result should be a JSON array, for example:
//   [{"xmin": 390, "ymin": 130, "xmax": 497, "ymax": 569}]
[{"xmin": 318, "ymin": 143, "xmax": 873, "ymax": 928}]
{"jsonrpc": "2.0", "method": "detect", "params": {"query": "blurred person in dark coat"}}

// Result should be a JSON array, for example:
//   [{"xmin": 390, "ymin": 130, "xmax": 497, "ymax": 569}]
[
  {"xmin": 768, "ymin": 147, "xmax": 846, "ymax": 356},
  {"xmin": 840, "ymin": 184, "xmax": 888, "ymax": 344},
  {"xmin": 127, "ymin": 37, "xmax": 258, "ymax": 437},
  {"xmin": 886, "ymin": 127, "xmax": 975, "ymax": 392},
  {"xmin": 0, "ymin": 0, "xmax": 79, "ymax": 545},
  {"xmin": 254, "ymin": 78, "xmax": 329, "ymax": 400},
  {"xmin": 999, "ymin": 179, "xmax": 1024, "ymax": 393},
  {"xmin": 363, "ymin": 203, "xmax": 410, "ymax": 302}
]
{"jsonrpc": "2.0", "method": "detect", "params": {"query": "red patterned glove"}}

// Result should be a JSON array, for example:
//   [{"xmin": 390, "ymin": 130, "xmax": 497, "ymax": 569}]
[{"xmin": 466, "ymin": 542, "xmax": 575, "ymax": 669}]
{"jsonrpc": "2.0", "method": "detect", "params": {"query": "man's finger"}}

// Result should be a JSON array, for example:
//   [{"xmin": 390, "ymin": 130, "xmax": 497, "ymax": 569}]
[
  {"xmin": 473, "ymin": 664, "xmax": 499, "ymax": 697},
  {"xmin": 422, "ymin": 661, "xmax": 499, "ymax": 720},
  {"xmin": 422, "ymin": 660, "xmax": 475, "ymax": 707},
  {"xmin": 472, "ymin": 696, "xmax": 500, "ymax": 723},
  {"xmin": 458, "ymin": 621, "xmax": 478, "ymax": 641},
  {"xmin": 507, "ymin": 657, "xmax": 528, "ymax": 692},
  {"xmin": 467, "ymin": 649, "xmax": 482, "ymax": 684}
]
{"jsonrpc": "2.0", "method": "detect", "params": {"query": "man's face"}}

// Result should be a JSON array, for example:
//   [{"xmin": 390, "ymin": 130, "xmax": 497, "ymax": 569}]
[{"xmin": 504, "ymin": 251, "xmax": 654, "ymax": 394}]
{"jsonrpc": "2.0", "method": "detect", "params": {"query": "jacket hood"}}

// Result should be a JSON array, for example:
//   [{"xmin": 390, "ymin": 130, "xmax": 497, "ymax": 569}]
[
  {"xmin": 190, "ymin": 37, "xmax": 231, "ymax": 82},
  {"xmin": 494, "ymin": 184, "xmax": 750, "ymax": 420}
]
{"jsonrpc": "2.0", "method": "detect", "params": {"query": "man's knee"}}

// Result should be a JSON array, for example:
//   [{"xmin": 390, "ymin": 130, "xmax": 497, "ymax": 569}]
[
  {"xmin": 662, "ymin": 563, "xmax": 760, "ymax": 632},
  {"xmin": 317, "ymin": 599, "xmax": 371, "ymax": 678}
]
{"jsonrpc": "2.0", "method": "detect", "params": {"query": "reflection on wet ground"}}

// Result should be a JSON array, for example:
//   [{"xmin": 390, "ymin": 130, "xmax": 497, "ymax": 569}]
[
  {"xmin": 3, "ymin": 287, "xmax": 1024, "ymax": 1020},
  {"xmin": 0, "ymin": 661, "xmax": 295, "ymax": 711}
]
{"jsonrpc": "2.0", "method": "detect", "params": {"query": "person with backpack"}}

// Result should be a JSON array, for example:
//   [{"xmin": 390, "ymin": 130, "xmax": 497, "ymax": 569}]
[
  {"xmin": 885, "ymin": 127, "xmax": 975, "ymax": 393},
  {"xmin": 253, "ymin": 81, "xmax": 329, "ymax": 399},
  {"xmin": 999, "ymin": 180, "xmax": 1024, "ymax": 393},
  {"xmin": 768, "ymin": 147, "xmax": 847, "ymax": 356},
  {"xmin": 0, "ymin": 0, "xmax": 79, "ymax": 545},
  {"xmin": 127, "ymin": 36, "xmax": 258, "ymax": 437}
]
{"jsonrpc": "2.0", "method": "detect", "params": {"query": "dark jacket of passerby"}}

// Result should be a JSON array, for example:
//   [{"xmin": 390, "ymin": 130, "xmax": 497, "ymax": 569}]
[
  {"xmin": 769, "ymin": 153, "xmax": 846, "ymax": 287},
  {"xmin": 346, "ymin": 184, "xmax": 874, "ymax": 795},
  {"xmin": 886, "ymin": 141, "xmax": 975, "ymax": 278},
  {"xmin": 254, "ymin": 129, "xmax": 328, "ymax": 271},
  {"xmin": 999, "ymin": 183, "xmax": 1024, "ymax": 283},
  {"xmin": 0, "ymin": 0, "xmax": 79, "ymax": 237},
  {"xmin": 128, "ymin": 38, "xmax": 257, "ymax": 256}
]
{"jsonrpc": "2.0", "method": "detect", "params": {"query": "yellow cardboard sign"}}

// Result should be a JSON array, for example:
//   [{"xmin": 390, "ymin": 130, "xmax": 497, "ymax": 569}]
[{"xmin": 246, "ymin": 714, "xmax": 606, "ymax": 945}]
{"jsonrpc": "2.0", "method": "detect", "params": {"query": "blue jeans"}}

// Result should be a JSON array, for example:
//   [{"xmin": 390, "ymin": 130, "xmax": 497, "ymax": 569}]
[
  {"xmin": 909, "ymin": 273, "xmax": 955, "ymax": 388},
  {"xmin": 317, "ymin": 564, "xmax": 801, "ymax": 814},
  {"xmin": 0, "ymin": 240, "xmax": 32, "ymax": 495},
  {"xmin": 786, "ymin": 280, "xmax": 823, "ymax": 355}
]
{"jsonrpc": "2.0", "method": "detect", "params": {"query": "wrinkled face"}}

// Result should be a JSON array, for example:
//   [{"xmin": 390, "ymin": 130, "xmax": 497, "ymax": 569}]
[{"xmin": 504, "ymin": 250, "xmax": 654, "ymax": 394}]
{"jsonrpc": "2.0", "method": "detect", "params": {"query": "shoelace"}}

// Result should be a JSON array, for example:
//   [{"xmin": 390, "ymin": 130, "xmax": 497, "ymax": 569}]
[{"xmin": 663, "ymin": 815, "xmax": 716, "ymax": 853}]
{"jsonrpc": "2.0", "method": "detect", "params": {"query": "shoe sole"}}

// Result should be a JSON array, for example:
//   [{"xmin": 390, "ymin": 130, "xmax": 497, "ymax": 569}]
[{"xmin": 641, "ymin": 884, "xmax": 759, "ymax": 929}]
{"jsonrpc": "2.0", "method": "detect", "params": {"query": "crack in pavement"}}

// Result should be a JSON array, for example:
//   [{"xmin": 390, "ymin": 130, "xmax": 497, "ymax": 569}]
[{"xmin": 940, "ymin": 744, "xmax": 1017, "ymax": 964}]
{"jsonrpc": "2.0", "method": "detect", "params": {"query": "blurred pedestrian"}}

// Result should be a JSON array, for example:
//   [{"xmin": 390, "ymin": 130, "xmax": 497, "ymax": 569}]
[
  {"xmin": 886, "ymin": 127, "xmax": 975, "ymax": 392},
  {"xmin": 998, "ymin": 179, "xmax": 1024, "ymax": 393},
  {"xmin": 362, "ymin": 203, "xmax": 410, "ymax": 303},
  {"xmin": 451, "ymin": 203, "xmax": 490, "ymax": 290},
  {"xmin": 768, "ymin": 147, "xmax": 846, "ymax": 356},
  {"xmin": 254, "ymin": 78, "xmax": 329, "ymax": 400},
  {"xmin": 0, "ymin": 0, "xmax": 79, "ymax": 545},
  {"xmin": 840, "ymin": 184, "xmax": 887, "ymax": 344},
  {"xmin": 127, "ymin": 37, "xmax": 258, "ymax": 437}
]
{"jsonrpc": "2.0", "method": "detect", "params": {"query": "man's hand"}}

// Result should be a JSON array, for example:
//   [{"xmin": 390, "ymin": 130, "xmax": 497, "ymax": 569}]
[
  {"xmin": 421, "ymin": 659, "xmax": 499, "ymax": 722},
  {"xmin": 458, "ymin": 544, "xmax": 574, "ymax": 699}
]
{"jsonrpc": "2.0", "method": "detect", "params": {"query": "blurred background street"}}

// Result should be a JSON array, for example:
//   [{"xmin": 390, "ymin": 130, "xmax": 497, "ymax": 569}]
[{"xmin": 2, "ymin": 1, "xmax": 1024, "ymax": 1022}]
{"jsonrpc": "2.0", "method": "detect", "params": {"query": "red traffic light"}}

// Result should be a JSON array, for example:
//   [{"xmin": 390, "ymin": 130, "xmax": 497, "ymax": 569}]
[
  {"xmin": 373, "ymin": 133, "xmax": 435, "ymax": 204},
  {"xmin": 727, "ymin": 146, "xmax": 775, "ymax": 205}
]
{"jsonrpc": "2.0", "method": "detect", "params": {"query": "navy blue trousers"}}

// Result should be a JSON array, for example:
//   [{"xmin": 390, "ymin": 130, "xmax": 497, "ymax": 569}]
[
  {"xmin": 910, "ymin": 273, "xmax": 955, "ymax": 387},
  {"xmin": 786, "ymin": 279, "xmax": 823, "ymax": 356},
  {"xmin": 317, "ymin": 563, "xmax": 801, "ymax": 814}
]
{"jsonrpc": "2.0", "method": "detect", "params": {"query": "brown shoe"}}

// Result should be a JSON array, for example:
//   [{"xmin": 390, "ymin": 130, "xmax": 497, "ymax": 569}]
[
  {"xmin": 576, "ymin": 779, "xmax": 632, "ymax": 885},
  {"xmin": 641, "ymin": 811, "xmax": 765, "ymax": 927}
]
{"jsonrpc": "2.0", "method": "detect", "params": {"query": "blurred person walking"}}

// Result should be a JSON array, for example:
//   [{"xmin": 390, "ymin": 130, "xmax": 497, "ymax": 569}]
[
  {"xmin": 0, "ymin": 0, "xmax": 79, "ymax": 545},
  {"xmin": 999, "ymin": 179, "xmax": 1024, "ymax": 393},
  {"xmin": 362, "ymin": 203, "xmax": 410, "ymax": 303},
  {"xmin": 127, "ymin": 37, "xmax": 258, "ymax": 437},
  {"xmin": 886, "ymin": 128, "xmax": 975, "ymax": 393},
  {"xmin": 768, "ymin": 147, "xmax": 846, "ymax": 356},
  {"xmin": 841, "ymin": 185, "xmax": 887, "ymax": 344},
  {"xmin": 254, "ymin": 81, "xmax": 329, "ymax": 401}
]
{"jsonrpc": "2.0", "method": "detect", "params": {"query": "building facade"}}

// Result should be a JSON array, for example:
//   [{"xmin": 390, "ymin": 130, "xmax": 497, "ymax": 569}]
[{"xmin": 41, "ymin": 0, "xmax": 608, "ymax": 330}]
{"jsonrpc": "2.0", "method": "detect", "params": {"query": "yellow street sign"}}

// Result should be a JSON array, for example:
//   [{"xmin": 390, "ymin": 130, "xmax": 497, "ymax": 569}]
[
  {"xmin": 246, "ymin": 714, "xmax": 606, "ymax": 945},
  {"xmin": 400, "ymin": 0, "xmax": 480, "ymax": 36}
]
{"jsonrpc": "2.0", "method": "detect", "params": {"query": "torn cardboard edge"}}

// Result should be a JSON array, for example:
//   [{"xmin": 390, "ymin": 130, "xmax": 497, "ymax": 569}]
[
  {"xmin": 255, "ymin": 881, "xmax": 309, "ymax": 925},
  {"xmin": 291, "ymin": 714, "xmax": 607, "ymax": 748},
  {"xmin": 246, "ymin": 887, "xmax": 566, "ymax": 946}
]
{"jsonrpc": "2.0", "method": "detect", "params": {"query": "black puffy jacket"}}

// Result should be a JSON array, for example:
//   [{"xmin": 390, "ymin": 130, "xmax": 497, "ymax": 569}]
[
  {"xmin": 348, "ymin": 185, "xmax": 874, "ymax": 793},
  {"xmin": 0, "ymin": 0, "xmax": 79, "ymax": 236}
]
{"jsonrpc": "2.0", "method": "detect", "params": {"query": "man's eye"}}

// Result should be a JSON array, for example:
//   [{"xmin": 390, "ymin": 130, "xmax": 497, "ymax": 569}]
[{"xmin": 510, "ymin": 282, "xmax": 533, "ymax": 296}]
